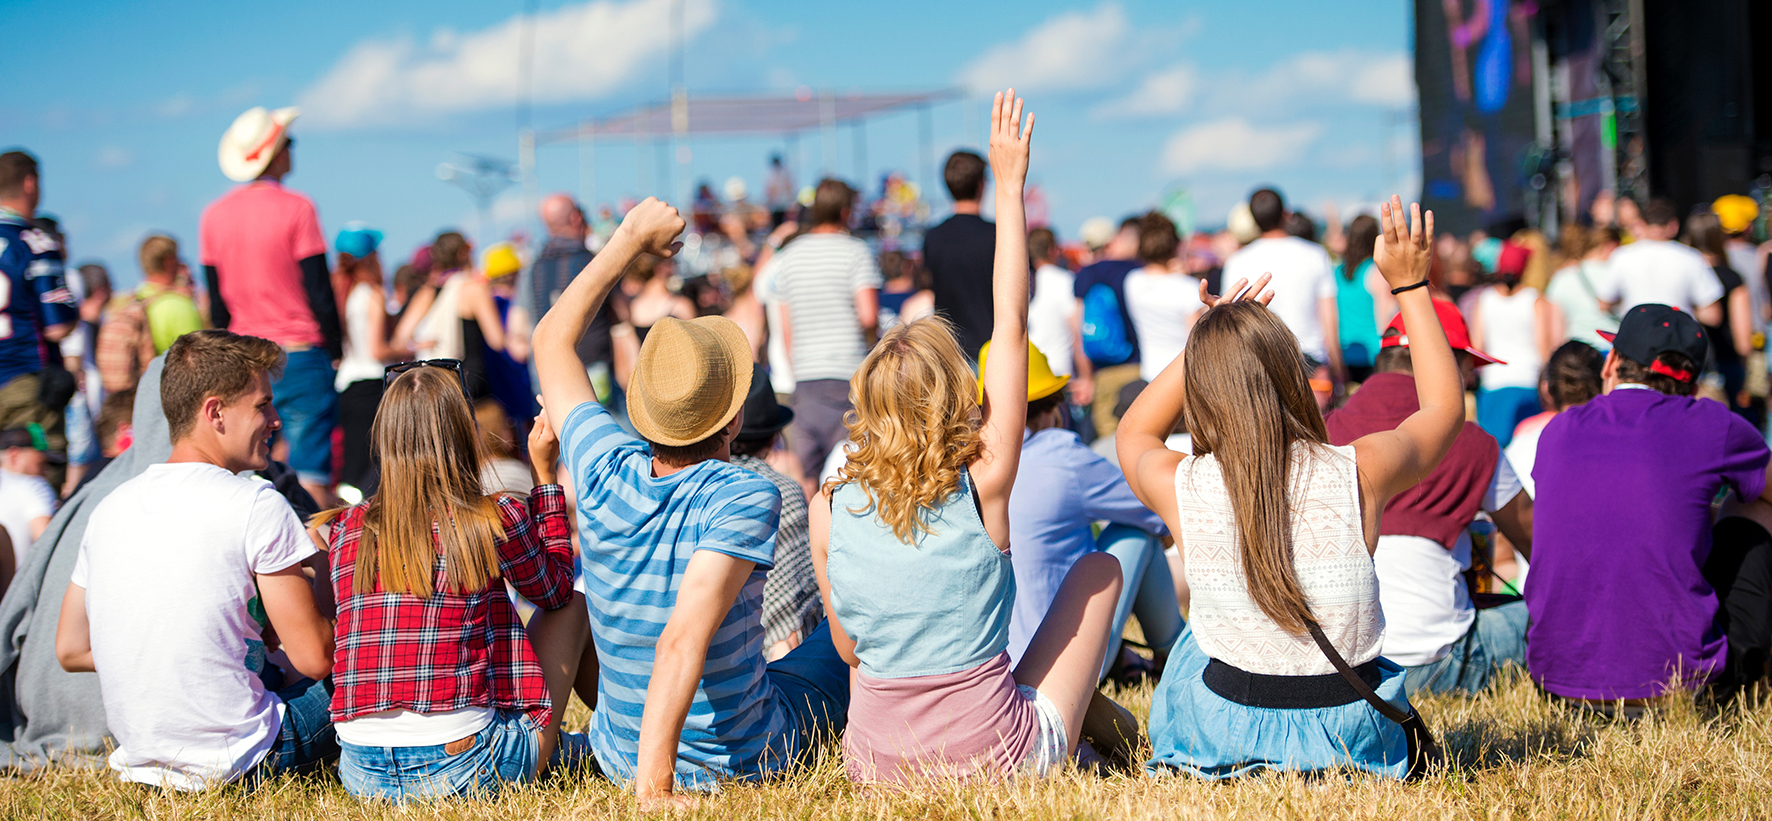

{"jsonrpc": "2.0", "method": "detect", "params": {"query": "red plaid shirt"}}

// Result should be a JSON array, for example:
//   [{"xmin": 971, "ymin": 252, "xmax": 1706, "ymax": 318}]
[{"xmin": 326, "ymin": 486, "xmax": 575, "ymax": 727}]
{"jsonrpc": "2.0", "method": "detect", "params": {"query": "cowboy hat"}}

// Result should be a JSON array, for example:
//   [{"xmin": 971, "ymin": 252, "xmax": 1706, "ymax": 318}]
[
  {"xmin": 627, "ymin": 316, "xmax": 754, "ymax": 447},
  {"xmin": 219, "ymin": 106, "xmax": 299, "ymax": 182}
]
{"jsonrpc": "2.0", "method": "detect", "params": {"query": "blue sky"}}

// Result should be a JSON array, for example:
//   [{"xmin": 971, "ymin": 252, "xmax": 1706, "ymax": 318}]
[{"xmin": 2, "ymin": 0, "xmax": 1417, "ymax": 288}]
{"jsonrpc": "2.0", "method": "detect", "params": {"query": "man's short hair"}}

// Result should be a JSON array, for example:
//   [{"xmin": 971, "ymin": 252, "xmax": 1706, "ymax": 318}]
[
  {"xmin": 1544, "ymin": 341, "xmax": 1605, "ymax": 410},
  {"xmin": 1615, "ymin": 350, "xmax": 1698, "ymax": 397},
  {"xmin": 1641, "ymin": 197, "xmax": 1679, "ymax": 228},
  {"xmin": 96, "ymin": 388, "xmax": 136, "ymax": 450},
  {"xmin": 160, "ymin": 330, "xmax": 285, "ymax": 442},
  {"xmin": 808, "ymin": 178, "xmax": 855, "ymax": 227},
  {"xmin": 1374, "ymin": 328, "xmax": 1412, "ymax": 373},
  {"xmin": 1028, "ymin": 227, "xmax": 1058, "ymax": 264},
  {"xmin": 649, "ymin": 426, "xmax": 730, "ymax": 466},
  {"xmin": 1249, "ymin": 188, "xmax": 1286, "ymax": 233},
  {"xmin": 139, "ymin": 235, "xmax": 179, "ymax": 276},
  {"xmin": 0, "ymin": 151, "xmax": 38, "ymax": 199},
  {"xmin": 943, "ymin": 151, "xmax": 987, "ymax": 202},
  {"xmin": 1137, "ymin": 211, "xmax": 1180, "ymax": 265}
]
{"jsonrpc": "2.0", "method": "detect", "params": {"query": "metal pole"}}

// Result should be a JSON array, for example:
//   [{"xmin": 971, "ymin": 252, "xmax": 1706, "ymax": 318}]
[
  {"xmin": 636, "ymin": 104, "xmax": 650, "ymax": 200},
  {"xmin": 919, "ymin": 104, "xmax": 934, "ymax": 201},
  {"xmin": 854, "ymin": 119, "xmax": 867, "ymax": 193},
  {"xmin": 519, "ymin": 129, "xmax": 536, "ymax": 241}
]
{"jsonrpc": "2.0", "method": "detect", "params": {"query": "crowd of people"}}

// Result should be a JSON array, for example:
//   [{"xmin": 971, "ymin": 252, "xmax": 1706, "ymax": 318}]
[{"xmin": 0, "ymin": 83, "xmax": 1770, "ymax": 804}]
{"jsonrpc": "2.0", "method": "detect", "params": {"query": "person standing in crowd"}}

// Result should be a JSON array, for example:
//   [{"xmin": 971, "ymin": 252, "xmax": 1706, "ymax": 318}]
[
  {"xmin": 521, "ymin": 194, "xmax": 627, "ymax": 412},
  {"xmin": 0, "ymin": 151, "xmax": 79, "ymax": 485},
  {"xmin": 317, "ymin": 364, "xmax": 586, "ymax": 800},
  {"xmin": 1686, "ymin": 210, "xmax": 1754, "ymax": 416},
  {"xmin": 1526, "ymin": 305, "xmax": 1772, "ymax": 710},
  {"xmin": 61, "ymin": 263, "xmax": 112, "ymax": 496},
  {"xmin": 1123, "ymin": 211, "xmax": 1204, "ymax": 384},
  {"xmin": 331, "ymin": 224, "xmax": 408, "ymax": 500},
  {"xmin": 533, "ymin": 197, "xmax": 849, "ymax": 809},
  {"xmin": 1126, "ymin": 197, "xmax": 1454, "ymax": 779},
  {"xmin": 98, "ymin": 236, "xmax": 205, "ymax": 397},
  {"xmin": 55, "ymin": 330, "xmax": 338, "ymax": 790},
  {"xmin": 411, "ymin": 232, "xmax": 510, "ymax": 404},
  {"xmin": 201, "ymin": 107, "xmax": 342, "ymax": 506},
  {"xmin": 1542, "ymin": 225, "xmax": 1620, "ymax": 349},
  {"xmin": 1505, "ymin": 341, "xmax": 1604, "ymax": 500},
  {"xmin": 617, "ymin": 255, "xmax": 695, "ymax": 351},
  {"xmin": 875, "ymin": 250, "xmax": 933, "ymax": 334},
  {"xmin": 1327, "ymin": 303, "xmax": 1532, "ymax": 696},
  {"xmin": 1070, "ymin": 217, "xmax": 1143, "ymax": 437},
  {"xmin": 1468, "ymin": 242, "xmax": 1551, "ymax": 446},
  {"xmin": 1713, "ymin": 195, "xmax": 1765, "ymax": 330},
  {"xmin": 1221, "ymin": 188, "xmax": 1344, "ymax": 409},
  {"xmin": 1026, "ymin": 228, "xmax": 1076, "ymax": 380},
  {"xmin": 1335, "ymin": 215, "xmax": 1387, "ymax": 381},
  {"xmin": 721, "ymin": 264, "xmax": 767, "ymax": 363},
  {"xmin": 0, "ymin": 427, "xmax": 57, "ymax": 568},
  {"xmin": 816, "ymin": 93, "xmax": 1136, "ymax": 784},
  {"xmin": 479, "ymin": 243, "xmax": 537, "ymax": 425},
  {"xmin": 727, "ymin": 365, "xmax": 820, "ymax": 661},
  {"xmin": 765, "ymin": 154, "xmax": 795, "ymax": 228},
  {"xmin": 770, "ymin": 178, "xmax": 882, "ymax": 474},
  {"xmin": 922, "ymin": 150, "xmax": 996, "ymax": 357},
  {"xmin": 1595, "ymin": 198, "xmax": 1723, "ymax": 323}
]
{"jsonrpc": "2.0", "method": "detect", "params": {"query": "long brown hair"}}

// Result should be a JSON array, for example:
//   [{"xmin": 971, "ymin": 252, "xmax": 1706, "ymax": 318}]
[
  {"xmin": 1182, "ymin": 302, "xmax": 1330, "ymax": 635},
  {"xmin": 353, "ymin": 367, "xmax": 506, "ymax": 597}
]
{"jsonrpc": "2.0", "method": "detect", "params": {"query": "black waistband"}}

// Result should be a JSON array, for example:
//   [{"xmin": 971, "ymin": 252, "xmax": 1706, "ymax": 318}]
[{"xmin": 1202, "ymin": 657, "xmax": 1384, "ymax": 709}]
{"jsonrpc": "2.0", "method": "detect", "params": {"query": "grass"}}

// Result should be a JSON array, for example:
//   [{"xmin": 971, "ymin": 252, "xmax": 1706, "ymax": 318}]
[{"xmin": 3, "ymin": 670, "xmax": 1771, "ymax": 820}]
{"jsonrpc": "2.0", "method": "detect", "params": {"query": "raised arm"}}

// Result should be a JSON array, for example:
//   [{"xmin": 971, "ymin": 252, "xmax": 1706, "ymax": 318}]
[
  {"xmin": 1350, "ymin": 197, "xmax": 1461, "ymax": 520},
  {"xmin": 533, "ymin": 198, "xmax": 685, "ymax": 435},
  {"xmin": 969, "ymin": 89, "xmax": 1035, "ymax": 542}
]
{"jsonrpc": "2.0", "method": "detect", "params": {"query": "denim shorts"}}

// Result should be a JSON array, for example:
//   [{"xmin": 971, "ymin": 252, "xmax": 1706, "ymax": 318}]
[
  {"xmin": 271, "ymin": 347, "xmax": 338, "ymax": 486},
  {"xmin": 339, "ymin": 710, "xmax": 591, "ymax": 801}
]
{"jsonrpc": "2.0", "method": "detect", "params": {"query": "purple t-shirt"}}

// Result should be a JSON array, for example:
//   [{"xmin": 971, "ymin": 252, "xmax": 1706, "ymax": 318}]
[{"xmin": 1526, "ymin": 387, "xmax": 1769, "ymax": 699}]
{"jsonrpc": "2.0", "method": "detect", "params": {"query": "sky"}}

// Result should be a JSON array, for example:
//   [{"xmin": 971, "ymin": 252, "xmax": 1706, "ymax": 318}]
[{"xmin": 1, "ymin": 0, "xmax": 1419, "ymax": 288}]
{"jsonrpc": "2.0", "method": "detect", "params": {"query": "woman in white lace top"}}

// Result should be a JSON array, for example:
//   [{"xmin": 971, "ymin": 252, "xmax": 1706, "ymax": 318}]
[{"xmin": 1119, "ymin": 196, "xmax": 1465, "ymax": 779}]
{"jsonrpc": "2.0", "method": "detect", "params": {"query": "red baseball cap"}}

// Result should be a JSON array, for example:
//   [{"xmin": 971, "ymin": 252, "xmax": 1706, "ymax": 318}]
[{"xmin": 1380, "ymin": 298, "xmax": 1505, "ymax": 366}]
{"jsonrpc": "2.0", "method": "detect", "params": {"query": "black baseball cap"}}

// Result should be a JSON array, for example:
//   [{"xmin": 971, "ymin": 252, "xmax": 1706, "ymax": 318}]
[{"xmin": 1597, "ymin": 304, "xmax": 1710, "ymax": 383}]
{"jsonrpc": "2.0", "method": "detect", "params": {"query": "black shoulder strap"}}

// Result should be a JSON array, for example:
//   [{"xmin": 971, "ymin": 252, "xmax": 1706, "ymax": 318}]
[{"xmin": 1305, "ymin": 622, "xmax": 1410, "ymax": 724}]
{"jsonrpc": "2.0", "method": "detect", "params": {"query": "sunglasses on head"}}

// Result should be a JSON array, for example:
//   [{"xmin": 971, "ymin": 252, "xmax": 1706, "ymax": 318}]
[{"xmin": 384, "ymin": 359, "xmax": 471, "ymax": 401}]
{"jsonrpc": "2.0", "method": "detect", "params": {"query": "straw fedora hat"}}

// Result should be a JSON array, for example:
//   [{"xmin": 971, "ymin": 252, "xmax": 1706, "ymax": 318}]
[
  {"xmin": 627, "ymin": 316, "xmax": 754, "ymax": 447},
  {"xmin": 219, "ymin": 106, "xmax": 299, "ymax": 182}
]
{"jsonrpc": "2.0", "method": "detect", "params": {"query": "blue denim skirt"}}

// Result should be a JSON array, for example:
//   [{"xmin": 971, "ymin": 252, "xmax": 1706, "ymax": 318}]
[{"xmin": 339, "ymin": 710, "xmax": 584, "ymax": 800}]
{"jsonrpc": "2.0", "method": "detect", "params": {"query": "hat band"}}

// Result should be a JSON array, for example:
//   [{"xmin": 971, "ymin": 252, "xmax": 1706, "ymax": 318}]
[
  {"xmin": 243, "ymin": 123, "xmax": 286, "ymax": 162},
  {"xmin": 1649, "ymin": 360, "xmax": 1693, "ymax": 383}
]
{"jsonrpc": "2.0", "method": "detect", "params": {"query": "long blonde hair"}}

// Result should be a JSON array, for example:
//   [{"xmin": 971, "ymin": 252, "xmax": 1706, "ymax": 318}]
[
  {"xmin": 350, "ymin": 367, "xmax": 506, "ymax": 597},
  {"xmin": 826, "ymin": 316, "xmax": 981, "ymax": 543},
  {"xmin": 1182, "ymin": 302, "xmax": 1330, "ymax": 635}
]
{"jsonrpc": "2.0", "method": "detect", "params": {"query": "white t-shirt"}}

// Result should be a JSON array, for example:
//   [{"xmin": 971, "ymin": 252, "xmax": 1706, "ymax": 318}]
[
  {"xmin": 0, "ymin": 469, "xmax": 55, "ymax": 568},
  {"xmin": 1373, "ymin": 453, "xmax": 1523, "ymax": 666},
  {"xmin": 1474, "ymin": 285, "xmax": 1544, "ymax": 390},
  {"xmin": 72, "ymin": 462, "xmax": 315, "ymax": 790},
  {"xmin": 753, "ymin": 257, "xmax": 795, "ymax": 394},
  {"xmin": 768, "ymin": 233, "xmax": 884, "ymax": 383},
  {"xmin": 1221, "ymin": 236, "xmax": 1337, "ymax": 360},
  {"xmin": 1028, "ymin": 263, "xmax": 1077, "ymax": 376},
  {"xmin": 334, "ymin": 283, "xmax": 386, "ymax": 389},
  {"xmin": 1595, "ymin": 239, "xmax": 1723, "ymax": 315},
  {"xmin": 1123, "ymin": 269, "xmax": 1204, "ymax": 382}
]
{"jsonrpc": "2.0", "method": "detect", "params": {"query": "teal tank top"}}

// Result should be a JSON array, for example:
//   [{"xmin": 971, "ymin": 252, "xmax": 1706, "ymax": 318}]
[{"xmin": 825, "ymin": 470, "xmax": 1015, "ymax": 678}]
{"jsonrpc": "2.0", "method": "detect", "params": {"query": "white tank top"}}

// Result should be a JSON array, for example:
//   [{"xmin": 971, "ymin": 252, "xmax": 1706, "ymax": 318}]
[
  {"xmin": 1175, "ymin": 442, "xmax": 1384, "ymax": 676},
  {"xmin": 1476, "ymin": 285, "xmax": 1544, "ymax": 390},
  {"xmin": 335, "ymin": 283, "xmax": 387, "ymax": 390}
]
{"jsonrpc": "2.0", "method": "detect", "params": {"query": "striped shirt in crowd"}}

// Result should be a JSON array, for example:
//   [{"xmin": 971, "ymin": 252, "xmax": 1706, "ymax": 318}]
[
  {"xmin": 560, "ymin": 402, "xmax": 789, "ymax": 789},
  {"xmin": 765, "ymin": 233, "xmax": 883, "ymax": 382}
]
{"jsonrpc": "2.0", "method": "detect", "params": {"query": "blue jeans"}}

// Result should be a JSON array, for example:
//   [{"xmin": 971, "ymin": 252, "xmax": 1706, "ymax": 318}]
[
  {"xmin": 1099, "ymin": 524, "xmax": 1185, "ymax": 678},
  {"xmin": 1475, "ymin": 387, "xmax": 1541, "ymax": 448},
  {"xmin": 272, "ymin": 347, "xmax": 338, "ymax": 485},
  {"xmin": 239, "ymin": 676, "xmax": 338, "ymax": 788},
  {"xmin": 767, "ymin": 620, "xmax": 851, "ymax": 752},
  {"xmin": 339, "ymin": 710, "xmax": 593, "ymax": 800},
  {"xmin": 1401, "ymin": 600, "xmax": 1529, "ymax": 696}
]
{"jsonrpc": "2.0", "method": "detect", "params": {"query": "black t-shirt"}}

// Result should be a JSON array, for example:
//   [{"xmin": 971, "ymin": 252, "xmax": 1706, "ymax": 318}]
[
  {"xmin": 1709, "ymin": 263, "xmax": 1745, "ymax": 366},
  {"xmin": 922, "ymin": 214, "xmax": 996, "ymax": 356}
]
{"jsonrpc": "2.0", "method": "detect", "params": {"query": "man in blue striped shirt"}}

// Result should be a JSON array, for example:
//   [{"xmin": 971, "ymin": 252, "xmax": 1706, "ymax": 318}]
[{"xmin": 532, "ymin": 197, "xmax": 849, "ymax": 809}]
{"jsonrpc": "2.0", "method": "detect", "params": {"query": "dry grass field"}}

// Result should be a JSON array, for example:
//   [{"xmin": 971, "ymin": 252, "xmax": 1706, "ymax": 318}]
[{"xmin": 3, "ymin": 668, "xmax": 1769, "ymax": 821}]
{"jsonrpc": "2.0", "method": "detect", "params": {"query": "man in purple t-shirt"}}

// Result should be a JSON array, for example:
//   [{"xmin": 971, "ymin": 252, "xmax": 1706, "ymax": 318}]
[{"xmin": 1527, "ymin": 304, "xmax": 1772, "ymax": 707}]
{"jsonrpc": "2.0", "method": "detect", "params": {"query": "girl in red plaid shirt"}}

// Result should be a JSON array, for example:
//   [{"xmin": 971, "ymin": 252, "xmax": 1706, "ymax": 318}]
[{"xmin": 315, "ymin": 365, "xmax": 588, "ymax": 800}]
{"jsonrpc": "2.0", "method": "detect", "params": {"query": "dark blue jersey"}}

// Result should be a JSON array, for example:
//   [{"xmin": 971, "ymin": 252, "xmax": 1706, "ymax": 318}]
[{"xmin": 0, "ymin": 212, "xmax": 78, "ymax": 385}]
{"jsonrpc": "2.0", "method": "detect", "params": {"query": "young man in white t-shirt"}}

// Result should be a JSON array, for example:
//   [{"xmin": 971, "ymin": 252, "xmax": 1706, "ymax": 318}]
[
  {"xmin": 1026, "ymin": 227, "xmax": 1076, "ymax": 378},
  {"xmin": 1220, "ymin": 188, "xmax": 1342, "ymax": 407},
  {"xmin": 55, "ymin": 329, "xmax": 336, "ymax": 790},
  {"xmin": 0, "ymin": 426, "xmax": 58, "ymax": 573},
  {"xmin": 1596, "ymin": 198, "xmax": 1724, "ymax": 324}
]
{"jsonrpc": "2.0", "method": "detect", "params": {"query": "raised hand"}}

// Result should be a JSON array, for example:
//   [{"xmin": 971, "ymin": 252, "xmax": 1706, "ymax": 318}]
[
  {"xmin": 987, "ymin": 89, "xmax": 1034, "ymax": 191},
  {"xmin": 1199, "ymin": 273, "xmax": 1275, "ymax": 309},
  {"xmin": 1371, "ymin": 195, "xmax": 1435, "ymax": 291},
  {"xmin": 617, "ymin": 197, "xmax": 687, "ymax": 258},
  {"xmin": 528, "ymin": 397, "xmax": 560, "ymax": 485}
]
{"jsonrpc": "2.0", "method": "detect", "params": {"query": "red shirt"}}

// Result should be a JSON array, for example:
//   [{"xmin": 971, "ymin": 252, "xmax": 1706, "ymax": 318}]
[
  {"xmin": 326, "ymin": 486, "xmax": 575, "ymax": 727},
  {"xmin": 199, "ymin": 180, "xmax": 327, "ymax": 346}
]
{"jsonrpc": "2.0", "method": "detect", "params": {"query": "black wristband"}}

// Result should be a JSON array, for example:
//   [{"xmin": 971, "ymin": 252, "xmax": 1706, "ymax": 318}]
[{"xmin": 1390, "ymin": 280, "xmax": 1430, "ymax": 295}]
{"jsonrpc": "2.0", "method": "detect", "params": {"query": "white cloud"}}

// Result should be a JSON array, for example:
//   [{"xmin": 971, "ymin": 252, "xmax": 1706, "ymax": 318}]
[
  {"xmin": 1162, "ymin": 117, "xmax": 1324, "ymax": 175},
  {"xmin": 1232, "ymin": 49, "xmax": 1414, "ymax": 110},
  {"xmin": 298, "ymin": 0, "xmax": 718, "ymax": 129},
  {"xmin": 94, "ymin": 146, "xmax": 135, "ymax": 169},
  {"xmin": 956, "ymin": 2, "xmax": 1133, "ymax": 94},
  {"xmin": 1093, "ymin": 64, "xmax": 1197, "ymax": 118}
]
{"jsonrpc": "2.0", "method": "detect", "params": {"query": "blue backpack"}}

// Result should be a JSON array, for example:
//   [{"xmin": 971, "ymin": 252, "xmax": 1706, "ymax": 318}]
[{"xmin": 1080, "ymin": 282, "xmax": 1134, "ymax": 366}]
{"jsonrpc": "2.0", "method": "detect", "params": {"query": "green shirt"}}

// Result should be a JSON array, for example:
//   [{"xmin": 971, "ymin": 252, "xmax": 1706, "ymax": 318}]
[{"xmin": 134, "ymin": 283, "xmax": 205, "ymax": 353}]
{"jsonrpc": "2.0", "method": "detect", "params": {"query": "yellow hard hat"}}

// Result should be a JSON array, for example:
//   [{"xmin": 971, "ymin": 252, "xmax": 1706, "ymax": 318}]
[
  {"xmin": 1714, "ymin": 195, "xmax": 1759, "ymax": 235},
  {"xmin": 482, "ymin": 243, "xmax": 521, "ymax": 279},
  {"xmin": 976, "ymin": 340, "xmax": 1070, "ymax": 403}
]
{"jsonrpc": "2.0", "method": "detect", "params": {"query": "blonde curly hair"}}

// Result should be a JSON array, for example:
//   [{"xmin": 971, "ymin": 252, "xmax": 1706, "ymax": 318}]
[{"xmin": 825, "ymin": 316, "xmax": 982, "ymax": 544}]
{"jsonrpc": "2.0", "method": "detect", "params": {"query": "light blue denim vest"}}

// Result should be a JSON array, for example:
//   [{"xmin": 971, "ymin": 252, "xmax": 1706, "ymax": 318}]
[{"xmin": 825, "ymin": 469, "xmax": 1014, "ymax": 678}]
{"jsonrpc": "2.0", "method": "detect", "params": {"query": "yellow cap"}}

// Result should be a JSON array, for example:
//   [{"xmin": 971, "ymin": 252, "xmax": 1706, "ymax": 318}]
[
  {"xmin": 482, "ymin": 243, "xmax": 521, "ymax": 279},
  {"xmin": 976, "ymin": 340, "xmax": 1070, "ymax": 403},
  {"xmin": 1714, "ymin": 195, "xmax": 1759, "ymax": 235}
]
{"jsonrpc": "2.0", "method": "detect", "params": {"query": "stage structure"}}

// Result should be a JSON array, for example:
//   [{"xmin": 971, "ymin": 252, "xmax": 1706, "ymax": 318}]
[{"xmin": 522, "ymin": 89, "xmax": 961, "ymax": 221}]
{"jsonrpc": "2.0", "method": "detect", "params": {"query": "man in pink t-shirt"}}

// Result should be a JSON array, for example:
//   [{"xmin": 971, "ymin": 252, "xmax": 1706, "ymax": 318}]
[{"xmin": 200, "ymin": 107, "xmax": 341, "ymax": 503}]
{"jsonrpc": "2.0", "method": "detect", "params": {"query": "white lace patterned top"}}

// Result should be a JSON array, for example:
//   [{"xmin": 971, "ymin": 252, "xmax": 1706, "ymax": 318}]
[{"xmin": 1175, "ymin": 442, "xmax": 1384, "ymax": 676}]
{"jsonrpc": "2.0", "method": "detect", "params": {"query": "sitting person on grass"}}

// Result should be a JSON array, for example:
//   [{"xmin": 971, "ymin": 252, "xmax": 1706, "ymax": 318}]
[
  {"xmin": 532, "ymin": 196, "xmax": 849, "ymax": 809},
  {"xmin": 728, "ymin": 365, "xmax": 824, "ymax": 661},
  {"xmin": 55, "ymin": 329, "xmax": 336, "ymax": 789}
]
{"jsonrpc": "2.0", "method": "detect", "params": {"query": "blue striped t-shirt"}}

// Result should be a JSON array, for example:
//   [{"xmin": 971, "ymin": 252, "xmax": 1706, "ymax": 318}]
[{"xmin": 561, "ymin": 402, "xmax": 788, "ymax": 789}]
